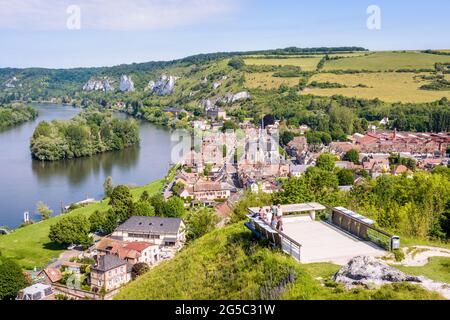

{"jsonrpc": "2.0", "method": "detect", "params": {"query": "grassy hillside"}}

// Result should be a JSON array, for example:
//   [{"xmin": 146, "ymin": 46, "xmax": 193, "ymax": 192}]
[
  {"xmin": 115, "ymin": 223, "xmax": 443, "ymax": 300},
  {"xmin": 0, "ymin": 180, "xmax": 163, "ymax": 269},
  {"xmin": 323, "ymin": 51, "xmax": 450, "ymax": 71},
  {"xmin": 244, "ymin": 57, "xmax": 323, "ymax": 71},
  {"xmin": 304, "ymin": 72, "xmax": 450, "ymax": 103}
]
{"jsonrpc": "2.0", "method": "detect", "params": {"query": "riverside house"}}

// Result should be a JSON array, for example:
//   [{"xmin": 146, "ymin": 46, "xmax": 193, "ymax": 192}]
[
  {"xmin": 90, "ymin": 255, "xmax": 131, "ymax": 292},
  {"xmin": 111, "ymin": 216, "xmax": 186, "ymax": 247}
]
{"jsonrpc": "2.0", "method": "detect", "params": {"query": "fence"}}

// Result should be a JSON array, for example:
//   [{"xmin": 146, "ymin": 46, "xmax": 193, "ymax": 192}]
[{"xmin": 245, "ymin": 214, "xmax": 302, "ymax": 262}]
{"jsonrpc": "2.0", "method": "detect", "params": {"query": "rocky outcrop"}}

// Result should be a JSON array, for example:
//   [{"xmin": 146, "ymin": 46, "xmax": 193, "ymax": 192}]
[
  {"xmin": 200, "ymin": 91, "xmax": 251, "ymax": 110},
  {"xmin": 213, "ymin": 82, "xmax": 222, "ymax": 89},
  {"xmin": 4, "ymin": 76, "xmax": 21, "ymax": 88},
  {"xmin": 83, "ymin": 77, "xmax": 113, "ymax": 92},
  {"xmin": 333, "ymin": 256, "xmax": 421, "ymax": 289},
  {"xmin": 146, "ymin": 74, "xmax": 177, "ymax": 96},
  {"xmin": 119, "ymin": 75, "xmax": 135, "ymax": 92}
]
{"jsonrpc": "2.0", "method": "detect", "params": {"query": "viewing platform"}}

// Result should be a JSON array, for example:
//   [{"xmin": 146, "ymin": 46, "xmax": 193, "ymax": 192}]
[{"xmin": 246, "ymin": 204, "xmax": 396, "ymax": 265}]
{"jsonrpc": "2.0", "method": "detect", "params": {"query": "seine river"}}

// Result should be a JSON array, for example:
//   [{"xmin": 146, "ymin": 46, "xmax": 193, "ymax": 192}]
[{"xmin": 0, "ymin": 104, "xmax": 173, "ymax": 228}]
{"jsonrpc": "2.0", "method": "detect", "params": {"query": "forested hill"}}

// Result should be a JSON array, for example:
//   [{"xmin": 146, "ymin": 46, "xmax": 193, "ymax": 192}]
[{"xmin": 0, "ymin": 47, "xmax": 366, "ymax": 100}]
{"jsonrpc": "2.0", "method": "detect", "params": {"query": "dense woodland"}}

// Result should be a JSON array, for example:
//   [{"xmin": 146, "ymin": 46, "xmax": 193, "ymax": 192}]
[
  {"xmin": 0, "ymin": 104, "xmax": 37, "ymax": 129},
  {"xmin": 30, "ymin": 110, "xmax": 140, "ymax": 161}
]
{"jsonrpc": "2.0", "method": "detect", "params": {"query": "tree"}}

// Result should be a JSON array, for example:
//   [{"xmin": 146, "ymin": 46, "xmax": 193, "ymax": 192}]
[
  {"xmin": 315, "ymin": 153, "xmax": 336, "ymax": 172},
  {"xmin": 49, "ymin": 215, "xmax": 92, "ymax": 247},
  {"xmin": 0, "ymin": 254, "xmax": 29, "ymax": 300},
  {"xmin": 164, "ymin": 197, "xmax": 186, "ymax": 218},
  {"xmin": 131, "ymin": 263, "xmax": 150, "ymax": 279},
  {"xmin": 134, "ymin": 201, "xmax": 155, "ymax": 217},
  {"xmin": 150, "ymin": 194, "xmax": 166, "ymax": 216},
  {"xmin": 337, "ymin": 169, "xmax": 355, "ymax": 186},
  {"xmin": 103, "ymin": 176, "xmax": 114, "ymax": 198},
  {"xmin": 228, "ymin": 57, "xmax": 245, "ymax": 70},
  {"xmin": 305, "ymin": 167, "xmax": 339, "ymax": 200},
  {"xmin": 36, "ymin": 201, "xmax": 53, "ymax": 220},
  {"xmin": 140, "ymin": 190, "xmax": 150, "ymax": 202},
  {"xmin": 343, "ymin": 149, "xmax": 360, "ymax": 165},
  {"xmin": 221, "ymin": 120, "xmax": 239, "ymax": 133},
  {"xmin": 273, "ymin": 177, "xmax": 314, "ymax": 205},
  {"xmin": 109, "ymin": 185, "xmax": 134, "ymax": 222},
  {"xmin": 185, "ymin": 208, "xmax": 219, "ymax": 241},
  {"xmin": 89, "ymin": 210, "xmax": 110, "ymax": 234},
  {"xmin": 280, "ymin": 131, "xmax": 296, "ymax": 146}
]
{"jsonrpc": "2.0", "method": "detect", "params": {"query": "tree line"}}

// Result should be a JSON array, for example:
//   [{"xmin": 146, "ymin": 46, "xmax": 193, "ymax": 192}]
[
  {"xmin": 0, "ymin": 104, "xmax": 37, "ymax": 129},
  {"xmin": 30, "ymin": 109, "xmax": 140, "ymax": 161}
]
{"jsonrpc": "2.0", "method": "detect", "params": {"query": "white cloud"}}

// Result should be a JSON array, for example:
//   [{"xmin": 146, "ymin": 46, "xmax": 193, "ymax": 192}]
[{"xmin": 0, "ymin": 0, "xmax": 238, "ymax": 31}]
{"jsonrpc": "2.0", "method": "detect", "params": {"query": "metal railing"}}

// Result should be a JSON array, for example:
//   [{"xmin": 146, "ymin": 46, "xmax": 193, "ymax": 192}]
[{"xmin": 245, "ymin": 211, "xmax": 302, "ymax": 262}]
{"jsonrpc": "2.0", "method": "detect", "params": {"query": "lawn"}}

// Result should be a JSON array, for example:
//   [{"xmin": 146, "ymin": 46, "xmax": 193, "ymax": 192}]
[
  {"xmin": 244, "ymin": 57, "xmax": 323, "ymax": 71},
  {"xmin": 303, "ymin": 72, "xmax": 450, "ymax": 103},
  {"xmin": 245, "ymin": 72, "xmax": 301, "ymax": 89},
  {"xmin": 394, "ymin": 257, "xmax": 450, "ymax": 284},
  {"xmin": 115, "ymin": 223, "xmax": 443, "ymax": 300},
  {"xmin": 0, "ymin": 179, "xmax": 164, "ymax": 269},
  {"xmin": 323, "ymin": 51, "xmax": 450, "ymax": 71}
]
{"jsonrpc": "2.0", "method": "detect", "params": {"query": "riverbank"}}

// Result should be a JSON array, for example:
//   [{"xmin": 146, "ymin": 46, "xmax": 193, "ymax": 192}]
[{"xmin": 0, "ymin": 179, "xmax": 164, "ymax": 269}]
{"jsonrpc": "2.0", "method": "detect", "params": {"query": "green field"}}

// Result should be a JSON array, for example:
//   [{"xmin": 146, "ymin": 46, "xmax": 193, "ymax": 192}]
[
  {"xmin": 115, "ymin": 223, "xmax": 443, "ymax": 300},
  {"xmin": 323, "ymin": 51, "xmax": 450, "ymax": 71},
  {"xmin": 394, "ymin": 257, "xmax": 450, "ymax": 284},
  {"xmin": 245, "ymin": 72, "xmax": 301, "ymax": 89},
  {"xmin": 304, "ymin": 72, "xmax": 450, "ymax": 103},
  {"xmin": 0, "ymin": 180, "xmax": 164, "ymax": 269},
  {"xmin": 244, "ymin": 57, "xmax": 323, "ymax": 71}
]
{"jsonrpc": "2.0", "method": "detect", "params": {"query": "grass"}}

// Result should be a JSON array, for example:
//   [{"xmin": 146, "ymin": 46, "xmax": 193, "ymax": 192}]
[
  {"xmin": 303, "ymin": 72, "xmax": 450, "ymax": 103},
  {"xmin": 245, "ymin": 72, "xmax": 301, "ymax": 89},
  {"xmin": 0, "ymin": 179, "xmax": 164, "ymax": 269},
  {"xmin": 115, "ymin": 223, "xmax": 444, "ymax": 300},
  {"xmin": 244, "ymin": 57, "xmax": 323, "ymax": 71},
  {"xmin": 394, "ymin": 257, "xmax": 450, "ymax": 284},
  {"xmin": 323, "ymin": 51, "xmax": 450, "ymax": 71}
]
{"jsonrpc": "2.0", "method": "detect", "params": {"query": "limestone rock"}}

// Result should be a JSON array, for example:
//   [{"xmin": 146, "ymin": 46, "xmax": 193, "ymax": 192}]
[
  {"xmin": 119, "ymin": 75, "xmax": 135, "ymax": 92},
  {"xmin": 333, "ymin": 256, "xmax": 422, "ymax": 289},
  {"xmin": 4, "ymin": 76, "xmax": 21, "ymax": 88},
  {"xmin": 83, "ymin": 77, "xmax": 114, "ymax": 92},
  {"xmin": 148, "ymin": 74, "xmax": 177, "ymax": 96}
]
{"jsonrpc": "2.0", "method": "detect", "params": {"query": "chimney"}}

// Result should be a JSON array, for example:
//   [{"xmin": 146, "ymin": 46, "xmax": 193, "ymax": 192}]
[{"xmin": 393, "ymin": 128, "xmax": 397, "ymax": 141}]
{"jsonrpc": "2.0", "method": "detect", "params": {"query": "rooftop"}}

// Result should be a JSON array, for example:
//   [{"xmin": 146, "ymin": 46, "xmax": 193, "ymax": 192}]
[
  {"xmin": 92, "ymin": 254, "xmax": 127, "ymax": 272},
  {"xmin": 115, "ymin": 216, "xmax": 183, "ymax": 235}
]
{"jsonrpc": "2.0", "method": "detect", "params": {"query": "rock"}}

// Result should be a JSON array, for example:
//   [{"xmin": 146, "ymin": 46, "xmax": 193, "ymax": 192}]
[
  {"xmin": 83, "ymin": 77, "xmax": 114, "ymax": 92},
  {"xmin": 4, "ymin": 76, "xmax": 20, "ymax": 88},
  {"xmin": 213, "ymin": 82, "xmax": 222, "ymax": 89},
  {"xmin": 230, "ymin": 91, "xmax": 251, "ymax": 103},
  {"xmin": 333, "ymin": 256, "xmax": 422, "ymax": 289},
  {"xmin": 119, "ymin": 75, "xmax": 135, "ymax": 92},
  {"xmin": 148, "ymin": 74, "xmax": 177, "ymax": 96},
  {"xmin": 200, "ymin": 98, "xmax": 214, "ymax": 111}
]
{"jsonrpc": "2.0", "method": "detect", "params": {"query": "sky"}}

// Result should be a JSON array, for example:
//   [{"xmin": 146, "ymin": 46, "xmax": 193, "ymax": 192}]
[{"xmin": 0, "ymin": 0, "xmax": 449, "ymax": 68}]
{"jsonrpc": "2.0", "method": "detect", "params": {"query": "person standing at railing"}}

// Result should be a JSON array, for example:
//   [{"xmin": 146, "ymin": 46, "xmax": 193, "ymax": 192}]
[
  {"xmin": 259, "ymin": 207, "xmax": 265, "ymax": 220},
  {"xmin": 266, "ymin": 208, "xmax": 273, "ymax": 226},
  {"xmin": 271, "ymin": 205, "xmax": 278, "ymax": 228},
  {"xmin": 276, "ymin": 204, "xmax": 284, "ymax": 231}
]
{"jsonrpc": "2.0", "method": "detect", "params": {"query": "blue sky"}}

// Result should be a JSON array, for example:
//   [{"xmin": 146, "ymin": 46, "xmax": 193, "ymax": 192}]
[{"xmin": 1, "ymin": 0, "xmax": 449, "ymax": 68}]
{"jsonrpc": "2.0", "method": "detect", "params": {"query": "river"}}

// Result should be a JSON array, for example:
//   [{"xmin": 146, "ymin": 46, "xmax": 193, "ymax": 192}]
[{"xmin": 0, "ymin": 104, "xmax": 173, "ymax": 228}]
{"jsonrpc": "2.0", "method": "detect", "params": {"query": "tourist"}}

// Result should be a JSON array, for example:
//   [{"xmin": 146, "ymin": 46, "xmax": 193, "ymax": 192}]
[
  {"xmin": 266, "ymin": 209, "xmax": 272, "ymax": 226},
  {"xmin": 259, "ymin": 207, "xmax": 265, "ymax": 220},
  {"xmin": 271, "ymin": 212, "xmax": 277, "ymax": 229},
  {"xmin": 276, "ymin": 205, "xmax": 284, "ymax": 231}
]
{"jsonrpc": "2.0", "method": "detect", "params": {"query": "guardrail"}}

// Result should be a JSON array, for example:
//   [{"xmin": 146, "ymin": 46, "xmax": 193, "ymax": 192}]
[{"xmin": 245, "ymin": 212, "xmax": 302, "ymax": 262}]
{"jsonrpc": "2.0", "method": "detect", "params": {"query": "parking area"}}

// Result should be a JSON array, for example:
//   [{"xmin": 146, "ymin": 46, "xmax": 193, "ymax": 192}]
[{"xmin": 282, "ymin": 218, "xmax": 387, "ymax": 265}]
